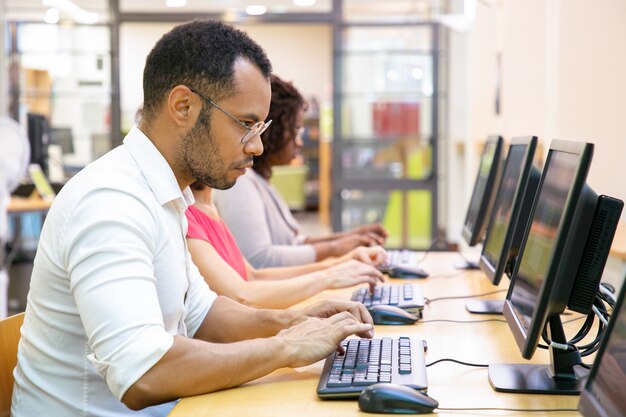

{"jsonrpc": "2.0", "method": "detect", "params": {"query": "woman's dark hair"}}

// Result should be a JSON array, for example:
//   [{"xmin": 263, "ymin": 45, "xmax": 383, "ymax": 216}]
[
  {"xmin": 142, "ymin": 19, "xmax": 272, "ymax": 123},
  {"xmin": 253, "ymin": 74, "xmax": 307, "ymax": 177}
]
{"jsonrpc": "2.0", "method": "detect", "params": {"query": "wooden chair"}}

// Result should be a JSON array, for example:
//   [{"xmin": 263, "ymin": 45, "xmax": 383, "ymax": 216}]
[{"xmin": 0, "ymin": 313, "xmax": 24, "ymax": 417}]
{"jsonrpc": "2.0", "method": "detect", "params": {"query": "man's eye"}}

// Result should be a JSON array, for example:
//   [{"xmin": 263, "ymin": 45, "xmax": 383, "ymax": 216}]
[{"xmin": 242, "ymin": 121, "xmax": 256, "ymax": 128}]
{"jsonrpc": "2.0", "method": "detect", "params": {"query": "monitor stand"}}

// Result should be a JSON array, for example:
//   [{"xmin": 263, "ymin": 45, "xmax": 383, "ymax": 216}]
[
  {"xmin": 488, "ymin": 315, "xmax": 589, "ymax": 394},
  {"xmin": 465, "ymin": 299, "xmax": 503, "ymax": 314},
  {"xmin": 454, "ymin": 260, "xmax": 480, "ymax": 270}
]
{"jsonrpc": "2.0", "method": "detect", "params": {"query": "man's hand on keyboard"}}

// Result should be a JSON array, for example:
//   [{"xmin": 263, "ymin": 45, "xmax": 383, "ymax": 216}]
[
  {"xmin": 277, "ymin": 304, "xmax": 374, "ymax": 368},
  {"xmin": 323, "ymin": 260, "xmax": 385, "ymax": 292},
  {"xmin": 294, "ymin": 299, "xmax": 374, "ymax": 332}
]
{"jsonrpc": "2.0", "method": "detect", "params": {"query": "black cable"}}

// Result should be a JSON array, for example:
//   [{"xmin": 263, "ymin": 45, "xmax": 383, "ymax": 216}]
[
  {"xmin": 425, "ymin": 358, "xmax": 488, "ymax": 368},
  {"xmin": 538, "ymin": 291, "xmax": 611, "ymax": 356},
  {"xmin": 405, "ymin": 238, "xmax": 447, "ymax": 266},
  {"xmin": 437, "ymin": 406, "xmax": 578, "ymax": 413},
  {"xmin": 425, "ymin": 289, "xmax": 506, "ymax": 305},
  {"xmin": 562, "ymin": 315, "xmax": 586, "ymax": 324},
  {"xmin": 420, "ymin": 319, "xmax": 507, "ymax": 324}
]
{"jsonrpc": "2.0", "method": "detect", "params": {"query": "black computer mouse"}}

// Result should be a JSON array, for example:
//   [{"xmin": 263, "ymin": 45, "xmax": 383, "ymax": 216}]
[
  {"xmin": 368, "ymin": 305, "xmax": 419, "ymax": 325},
  {"xmin": 358, "ymin": 383, "xmax": 438, "ymax": 414},
  {"xmin": 383, "ymin": 265, "xmax": 429, "ymax": 279}
]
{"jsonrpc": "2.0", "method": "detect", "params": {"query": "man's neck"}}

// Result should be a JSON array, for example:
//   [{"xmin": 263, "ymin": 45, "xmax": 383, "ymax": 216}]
[{"xmin": 139, "ymin": 120, "xmax": 193, "ymax": 191}]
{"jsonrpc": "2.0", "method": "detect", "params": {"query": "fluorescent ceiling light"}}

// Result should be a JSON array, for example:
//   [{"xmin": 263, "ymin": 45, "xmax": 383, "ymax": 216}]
[
  {"xmin": 42, "ymin": 0, "xmax": 100, "ymax": 24},
  {"xmin": 44, "ymin": 8, "xmax": 60, "ymax": 24},
  {"xmin": 293, "ymin": 0, "xmax": 316, "ymax": 6},
  {"xmin": 246, "ymin": 5, "xmax": 267, "ymax": 15},
  {"xmin": 166, "ymin": 0, "xmax": 187, "ymax": 7}
]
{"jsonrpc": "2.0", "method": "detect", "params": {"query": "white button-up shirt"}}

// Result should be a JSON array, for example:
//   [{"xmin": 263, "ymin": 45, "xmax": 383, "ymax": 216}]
[{"xmin": 11, "ymin": 127, "xmax": 217, "ymax": 417}]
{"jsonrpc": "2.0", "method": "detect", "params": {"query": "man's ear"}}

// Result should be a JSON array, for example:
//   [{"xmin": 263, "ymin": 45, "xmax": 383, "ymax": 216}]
[{"xmin": 167, "ymin": 85, "xmax": 197, "ymax": 127}]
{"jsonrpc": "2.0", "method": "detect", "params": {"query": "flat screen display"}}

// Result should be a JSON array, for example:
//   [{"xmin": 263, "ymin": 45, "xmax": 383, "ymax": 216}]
[
  {"xmin": 509, "ymin": 150, "xmax": 579, "ymax": 333},
  {"xmin": 482, "ymin": 144, "xmax": 527, "ymax": 268},
  {"xmin": 465, "ymin": 141, "xmax": 498, "ymax": 234}
]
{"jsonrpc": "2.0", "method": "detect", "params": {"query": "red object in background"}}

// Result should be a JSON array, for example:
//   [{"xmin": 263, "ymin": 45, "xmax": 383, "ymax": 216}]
[{"xmin": 372, "ymin": 102, "xmax": 420, "ymax": 137}]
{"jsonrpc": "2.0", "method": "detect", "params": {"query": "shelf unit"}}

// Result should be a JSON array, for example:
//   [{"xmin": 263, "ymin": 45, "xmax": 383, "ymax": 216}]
[{"xmin": 332, "ymin": 22, "xmax": 447, "ymax": 249}]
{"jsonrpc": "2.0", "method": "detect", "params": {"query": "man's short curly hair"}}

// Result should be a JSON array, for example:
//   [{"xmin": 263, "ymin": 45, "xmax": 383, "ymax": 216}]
[
  {"xmin": 142, "ymin": 19, "xmax": 272, "ymax": 122},
  {"xmin": 253, "ymin": 74, "xmax": 307, "ymax": 176}
]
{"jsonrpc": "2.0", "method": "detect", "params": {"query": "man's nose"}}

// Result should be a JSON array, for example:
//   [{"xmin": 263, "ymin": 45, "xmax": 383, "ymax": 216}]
[{"xmin": 245, "ymin": 133, "xmax": 264, "ymax": 156}]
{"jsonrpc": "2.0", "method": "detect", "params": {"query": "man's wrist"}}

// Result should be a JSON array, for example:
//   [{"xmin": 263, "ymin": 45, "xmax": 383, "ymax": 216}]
[{"xmin": 278, "ymin": 308, "xmax": 301, "ymax": 329}]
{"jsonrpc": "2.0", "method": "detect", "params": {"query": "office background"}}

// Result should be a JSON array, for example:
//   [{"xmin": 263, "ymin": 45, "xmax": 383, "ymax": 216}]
[{"xmin": 2, "ymin": 0, "xmax": 625, "ymax": 299}]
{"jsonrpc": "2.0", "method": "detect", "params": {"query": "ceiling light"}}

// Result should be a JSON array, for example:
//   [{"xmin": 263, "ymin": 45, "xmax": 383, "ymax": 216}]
[
  {"xmin": 166, "ymin": 0, "xmax": 187, "ymax": 7},
  {"xmin": 411, "ymin": 67, "xmax": 424, "ymax": 80},
  {"xmin": 42, "ymin": 0, "xmax": 100, "ymax": 24},
  {"xmin": 246, "ymin": 5, "xmax": 267, "ymax": 15},
  {"xmin": 44, "ymin": 8, "xmax": 60, "ymax": 24},
  {"xmin": 293, "ymin": 0, "xmax": 316, "ymax": 6}
]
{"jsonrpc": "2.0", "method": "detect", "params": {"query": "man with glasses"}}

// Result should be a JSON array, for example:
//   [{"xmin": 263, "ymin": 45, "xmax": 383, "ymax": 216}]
[{"xmin": 12, "ymin": 20, "xmax": 374, "ymax": 417}]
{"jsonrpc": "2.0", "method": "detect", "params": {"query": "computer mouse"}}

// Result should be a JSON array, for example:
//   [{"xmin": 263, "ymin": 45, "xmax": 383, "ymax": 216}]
[
  {"xmin": 358, "ymin": 383, "xmax": 438, "ymax": 414},
  {"xmin": 368, "ymin": 305, "xmax": 419, "ymax": 325},
  {"xmin": 382, "ymin": 265, "xmax": 429, "ymax": 279}
]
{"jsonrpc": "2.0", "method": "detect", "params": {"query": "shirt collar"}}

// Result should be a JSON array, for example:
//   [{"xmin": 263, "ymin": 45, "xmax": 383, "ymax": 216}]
[{"xmin": 123, "ymin": 126, "xmax": 195, "ymax": 208}]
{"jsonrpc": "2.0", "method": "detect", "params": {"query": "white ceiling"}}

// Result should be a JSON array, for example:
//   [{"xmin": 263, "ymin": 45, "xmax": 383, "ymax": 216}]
[{"xmin": 4, "ymin": 0, "xmax": 440, "ymax": 22}]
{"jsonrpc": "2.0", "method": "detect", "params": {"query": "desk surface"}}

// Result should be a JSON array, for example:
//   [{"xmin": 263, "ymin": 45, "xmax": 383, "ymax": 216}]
[
  {"xmin": 169, "ymin": 253, "xmax": 583, "ymax": 417},
  {"xmin": 7, "ymin": 196, "xmax": 52, "ymax": 213}
]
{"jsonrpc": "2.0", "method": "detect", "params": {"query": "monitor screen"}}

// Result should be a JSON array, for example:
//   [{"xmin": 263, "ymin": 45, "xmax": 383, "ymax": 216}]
[
  {"xmin": 481, "ymin": 137, "xmax": 538, "ymax": 285},
  {"xmin": 579, "ymin": 282, "xmax": 626, "ymax": 417},
  {"xmin": 492, "ymin": 140, "xmax": 622, "ymax": 395},
  {"xmin": 507, "ymin": 149, "xmax": 580, "ymax": 341},
  {"xmin": 462, "ymin": 136, "xmax": 503, "ymax": 246},
  {"xmin": 27, "ymin": 113, "xmax": 49, "ymax": 175}
]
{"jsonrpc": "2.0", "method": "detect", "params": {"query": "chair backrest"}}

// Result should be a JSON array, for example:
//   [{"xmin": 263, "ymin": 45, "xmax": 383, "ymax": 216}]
[{"xmin": 0, "ymin": 312, "xmax": 24, "ymax": 417}]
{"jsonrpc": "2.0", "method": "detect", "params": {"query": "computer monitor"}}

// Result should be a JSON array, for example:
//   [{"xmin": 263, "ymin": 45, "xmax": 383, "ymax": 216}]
[
  {"xmin": 27, "ymin": 113, "xmax": 50, "ymax": 176},
  {"xmin": 458, "ymin": 136, "xmax": 503, "ymax": 269},
  {"xmin": 489, "ymin": 139, "xmax": 623, "ymax": 394},
  {"xmin": 49, "ymin": 127, "xmax": 75, "ymax": 155},
  {"xmin": 466, "ymin": 137, "xmax": 540, "ymax": 314},
  {"xmin": 578, "ymin": 279, "xmax": 626, "ymax": 417}
]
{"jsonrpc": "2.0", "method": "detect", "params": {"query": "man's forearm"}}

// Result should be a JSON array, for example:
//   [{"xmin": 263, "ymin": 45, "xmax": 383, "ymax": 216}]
[
  {"xmin": 193, "ymin": 296, "xmax": 298, "ymax": 343},
  {"xmin": 122, "ymin": 334, "xmax": 292, "ymax": 410}
]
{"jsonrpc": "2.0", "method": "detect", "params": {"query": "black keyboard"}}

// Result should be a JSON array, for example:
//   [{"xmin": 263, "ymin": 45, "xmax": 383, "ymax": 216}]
[
  {"xmin": 317, "ymin": 336, "xmax": 428, "ymax": 398},
  {"xmin": 351, "ymin": 284, "xmax": 425, "ymax": 315}
]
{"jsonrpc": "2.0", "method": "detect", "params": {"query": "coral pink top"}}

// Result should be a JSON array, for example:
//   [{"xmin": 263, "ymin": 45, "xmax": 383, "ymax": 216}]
[{"xmin": 186, "ymin": 205, "xmax": 248, "ymax": 280}]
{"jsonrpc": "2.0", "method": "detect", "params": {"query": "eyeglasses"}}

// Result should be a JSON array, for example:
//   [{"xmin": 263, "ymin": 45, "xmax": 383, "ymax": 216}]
[{"xmin": 190, "ymin": 88, "xmax": 272, "ymax": 143}]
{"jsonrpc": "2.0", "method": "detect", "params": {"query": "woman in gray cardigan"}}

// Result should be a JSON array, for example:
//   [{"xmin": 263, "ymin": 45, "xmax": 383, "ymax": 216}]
[{"xmin": 214, "ymin": 75, "xmax": 387, "ymax": 268}]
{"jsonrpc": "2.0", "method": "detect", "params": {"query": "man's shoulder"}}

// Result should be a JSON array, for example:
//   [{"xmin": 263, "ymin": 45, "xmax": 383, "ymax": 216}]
[
  {"xmin": 53, "ymin": 148, "xmax": 157, "ymax": 218},
  {"xmin": 66, "ymin": 148, "xmax": 151, "ymax": 197}
]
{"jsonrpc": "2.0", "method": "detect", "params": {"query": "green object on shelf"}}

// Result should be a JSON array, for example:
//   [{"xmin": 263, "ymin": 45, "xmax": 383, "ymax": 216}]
[
  {"xmin": 382, "ymin": 147, "xmax": 432, "ymax": 248},
  {"xmin": 270, "ymin": 165, "xmax": 309, "ymax": 211}
]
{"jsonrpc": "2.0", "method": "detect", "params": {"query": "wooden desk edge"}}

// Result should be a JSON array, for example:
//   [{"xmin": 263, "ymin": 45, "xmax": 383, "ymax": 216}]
[{"xmin": 7, "ymin": 197, "xmax": 53, "ymax": 213}]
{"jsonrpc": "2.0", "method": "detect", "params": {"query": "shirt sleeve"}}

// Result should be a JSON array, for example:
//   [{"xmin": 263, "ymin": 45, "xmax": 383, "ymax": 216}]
[
  {"xmin": 184, "ymin": 250, "xmax": 215, "ymax": 337},
  {"xmin": 63, "ymin": 187, "xmax": 174, "ymax": 401},
  {"xmin": 213, "ymin": 176, "xmax": 316, "ymax": 268}
]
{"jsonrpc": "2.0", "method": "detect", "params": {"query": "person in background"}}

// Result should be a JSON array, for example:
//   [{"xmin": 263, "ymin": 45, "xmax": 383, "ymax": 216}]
[
  {"xmin": 213, "ymin": 74, "xmax": 388, "ymax": 268},
  {"xmin": 11, "ymin": 20, "xmax": 374, "ymax": 417},
  {"xmin": 186, "ymin": 181, "xmax": 387, "ymax": 308}
]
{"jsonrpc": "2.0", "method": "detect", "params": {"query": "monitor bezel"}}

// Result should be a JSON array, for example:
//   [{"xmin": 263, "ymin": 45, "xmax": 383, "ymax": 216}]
[
  {"xmin": 503, "ymin": 139, "xmax": 594, "ymax": 359},
  {"xmin": 578, "ymin": 280, "xmax": 626, "ymax": 417},
  {"xmin": 479, "ymin": 136, "xmax": 538, "ymax": 286},
  {"xmin": 461, "ymin": 135, "xmax": 504, "ymax": 246}
]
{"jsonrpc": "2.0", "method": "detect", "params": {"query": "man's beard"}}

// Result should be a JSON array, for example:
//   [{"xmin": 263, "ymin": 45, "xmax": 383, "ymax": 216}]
[{"xmin": 179, "ymin": 109, "xmax": 251, "ymax": 190}]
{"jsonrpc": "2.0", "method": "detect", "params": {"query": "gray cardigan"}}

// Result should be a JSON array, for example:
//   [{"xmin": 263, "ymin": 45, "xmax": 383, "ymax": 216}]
[{"xmin": 213, "ymin": 169, "xmax": 316, "ymax": 268}]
